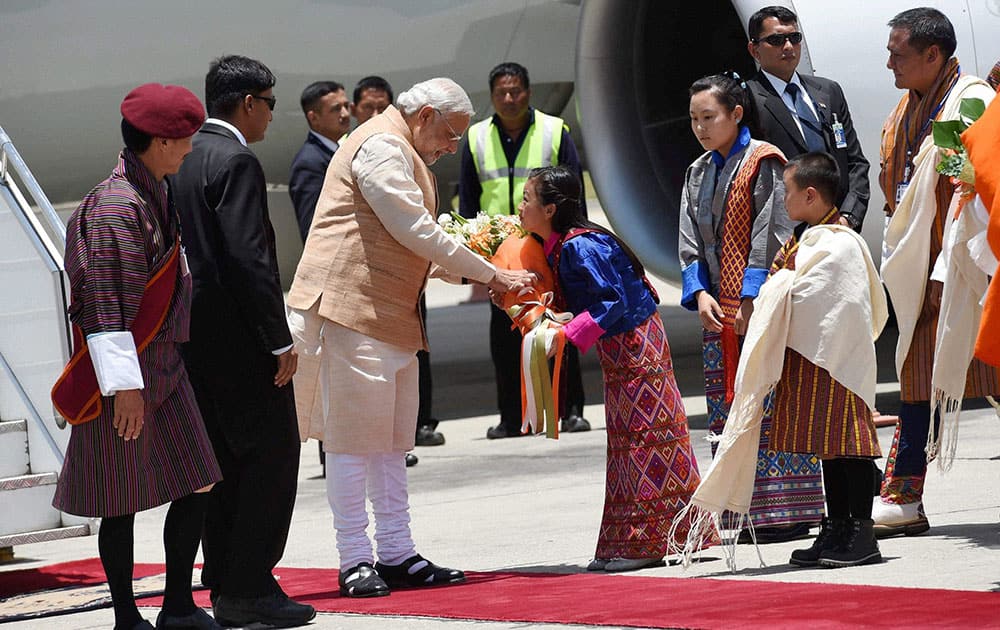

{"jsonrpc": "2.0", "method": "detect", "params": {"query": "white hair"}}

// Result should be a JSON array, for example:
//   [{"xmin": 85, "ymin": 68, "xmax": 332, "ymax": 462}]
[{"xmin": 396, "ymin": 78, "xmax": 474, "ymax": 117}]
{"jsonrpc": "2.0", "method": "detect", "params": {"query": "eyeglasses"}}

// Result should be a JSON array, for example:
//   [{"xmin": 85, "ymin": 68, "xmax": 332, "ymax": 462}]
[
  {"xmin": 250, "ymin": 94, "xmax": 276, "ymax": 110},
  {"xmin": 753, "ymin": 31, "xmax": 803, "ymax": 47},
  {"xmin": 434, "ymin": 109, "xmax": 463, "ymax": 142}
]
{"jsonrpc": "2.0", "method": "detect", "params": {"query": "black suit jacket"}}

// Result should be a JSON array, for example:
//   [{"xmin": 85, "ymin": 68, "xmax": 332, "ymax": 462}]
[
  {"xmin": 170, "ymin": 122, "xmax": 294, "ymax": 451},
  {"xmin": 288, "ymin": 133, "xmax": 335, "ymax": 242},
  {"xmin": 747, "ymin": 71, "xmax": 870, "ymax": 228}
]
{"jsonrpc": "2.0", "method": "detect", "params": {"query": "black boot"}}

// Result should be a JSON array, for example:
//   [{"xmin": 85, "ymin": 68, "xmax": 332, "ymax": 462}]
[
  {"xmin": 818, "ymin": 518, "xmax": 882, "ymax": 568},
  {"xmin": 790, "ymin": 517, "xmax": 844, "ymax": 567}
]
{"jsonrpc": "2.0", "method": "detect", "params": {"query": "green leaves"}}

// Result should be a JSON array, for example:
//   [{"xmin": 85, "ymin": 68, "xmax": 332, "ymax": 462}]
[
  {"xmin": 932, "ymin": 98, "xmax": 987, "ymax": 182},
  {"xmin": 959, "ymin": 98, "xmax": 986, "ymax": 125},
  {"xmin": 933, "ymin": 120, "xmax": 966, "ymax": 150},
  {"xmin": 936, "ymin": 151, "xmax": 965, "ymax": 177}
]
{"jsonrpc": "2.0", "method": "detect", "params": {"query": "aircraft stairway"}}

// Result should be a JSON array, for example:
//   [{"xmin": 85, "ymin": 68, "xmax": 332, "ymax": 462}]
[{"xmin": 0, "ymin": 127, "xmax": 94, "ymax": 558}]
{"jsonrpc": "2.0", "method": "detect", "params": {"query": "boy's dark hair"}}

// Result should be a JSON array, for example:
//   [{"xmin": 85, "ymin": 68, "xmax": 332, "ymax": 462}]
[
  {"xmin": 121, "ymin": 118, "xmax": 153, "ymax": 154},
  {"xmin": 300, "ymin": 81, "xmax": 345, "ymax": 114},
  {"xmin": 352, "ymin": 76, "xmax": 394, "ymax": 105},
  {"xmin": 488, "ymin": 62, "xmax": 530, "ymax": 92},
  {"xmin": 205, "ymin": 55, "xmax": 276, "ymax": 118},
  {"xmin": 785, "ymin": 151, "xmax": 841, "ymax": 205},
  {"xmin": 888, "ymin": 7, "xmax": 957, "ymax": 59},
  {"xmin": 748, "ymin": 5, "xmax": 798, "ymax": 41}
]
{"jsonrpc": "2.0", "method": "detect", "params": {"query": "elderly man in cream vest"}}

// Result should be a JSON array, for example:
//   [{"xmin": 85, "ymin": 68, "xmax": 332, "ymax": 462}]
[{"xmin": 287, "ymin": 78, "xmax": 533, "ymax": 598}]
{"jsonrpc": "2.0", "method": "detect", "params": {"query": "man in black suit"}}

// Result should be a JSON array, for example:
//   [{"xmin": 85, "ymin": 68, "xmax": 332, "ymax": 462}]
[
  {"xmin": 745, "ymin": 6, "xmax": 870, "ymax": 230},
  {"xmin": 289, "ymin": 81, "xmax": 351, "ymax": 242},
  {"xmin": 171, "ymin": 55, "xmax": 315, "ymax": 628}
]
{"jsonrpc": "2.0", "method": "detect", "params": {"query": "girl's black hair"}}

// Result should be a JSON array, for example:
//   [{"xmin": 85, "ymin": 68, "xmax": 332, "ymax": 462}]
[
  {"xmin": 688, "ymin": 71, "xmax": 761, "ymax": 139},
  {"xmin": 529, "ymin": 165, "xmax": 648, "ymax": 282}
]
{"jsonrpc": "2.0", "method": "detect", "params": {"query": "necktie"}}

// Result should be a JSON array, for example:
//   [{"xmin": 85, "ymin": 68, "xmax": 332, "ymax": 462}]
[{"xmin": 785, "ymin": 83, "xmax": 826, "ymax": 152}]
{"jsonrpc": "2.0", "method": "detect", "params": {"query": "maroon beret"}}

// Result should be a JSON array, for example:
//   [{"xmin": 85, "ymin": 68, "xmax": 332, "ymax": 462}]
[{"xmin": 120, "ymin": 83, "xmax": 205, "ymax": 138}]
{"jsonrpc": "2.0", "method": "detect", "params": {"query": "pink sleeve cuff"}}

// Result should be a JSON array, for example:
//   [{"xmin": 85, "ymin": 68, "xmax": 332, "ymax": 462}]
[{"xmin": 563, "ymin": 311, "xmax": 605, "ymax": 354}]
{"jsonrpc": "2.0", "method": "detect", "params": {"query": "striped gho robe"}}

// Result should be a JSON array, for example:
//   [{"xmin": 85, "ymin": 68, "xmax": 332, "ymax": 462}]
[
  {"xmin": 52, "ymin": 149, "xmax": 220, "ymax": 518},
  {"xmin": 769, "ymin": 210, "xmax": 880, "ymax": 458}
]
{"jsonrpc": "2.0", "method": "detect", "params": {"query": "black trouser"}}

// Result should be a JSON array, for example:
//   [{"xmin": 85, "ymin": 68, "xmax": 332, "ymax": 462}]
[
  {"xmin": 189, "ymin": 372, "xmax": 301, "ymax": 599},
  {"xmin": 489, "ymin": 302, "xmax": 585, "ymax": 432},
  {"xmin": 417, "ymin": 296, "xmax": 435, "ymax": 429},
  {"xmin": 822, "ymin": 457, "xmax": 876, "ymax": 520}
]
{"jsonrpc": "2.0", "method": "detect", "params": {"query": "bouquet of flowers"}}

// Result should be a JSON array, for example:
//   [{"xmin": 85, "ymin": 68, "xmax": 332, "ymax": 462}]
[
  {"xmin": 438, "ymin": 212, "xmax": 525, "ymax": 259},
  {"xmin": 933, "ymin": 97, "xmax": 987, "ymax": 191}
]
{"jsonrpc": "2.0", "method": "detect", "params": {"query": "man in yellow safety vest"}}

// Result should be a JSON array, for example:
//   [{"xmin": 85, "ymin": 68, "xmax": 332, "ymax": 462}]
[{"xmin": 458, "ymin": 62, "xmax": 590, "ymax": 440}]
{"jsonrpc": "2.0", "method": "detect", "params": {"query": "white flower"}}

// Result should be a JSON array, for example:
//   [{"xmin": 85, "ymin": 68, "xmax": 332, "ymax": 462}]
[{"xmin": 438, "ymin": 213, "xmax": 453, "ymax": 226}]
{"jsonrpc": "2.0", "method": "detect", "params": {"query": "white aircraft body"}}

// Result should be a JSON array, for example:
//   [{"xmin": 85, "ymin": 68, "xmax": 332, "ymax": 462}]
[{"xmin": 2, "ymin": 0, "xmax": 999, "ymax": 280}]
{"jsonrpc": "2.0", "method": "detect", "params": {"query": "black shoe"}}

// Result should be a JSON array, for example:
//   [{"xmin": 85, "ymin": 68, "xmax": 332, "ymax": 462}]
[
  {"xmin": 405, "ymin": 452, "xmax": 419, "ymax": 467},
  {"xmin": 790, "ymin": 517, "xmax": 844, "ymax": 567},
  {"xmin": 338, "ymin": 562, "xmax": 390, "ymax": 598},
  {"xmin": 155, "ymin": 607, "xmax": 222, "ymax": 629},
  {"xmin": 213, "ymin": 592, "xmax": 316, "ymax": 628},
  {"xmin": 374, "ymin": 554, "xmax": 466, "ymax": 589},
  {"xmin": 738, "ymin": 522, "xmax": 813, "ymax": 544},
  {"xmin": 415, "ymin": 423, "xmax": 446, "ymax": 446},
  {"xmin": 560, "ymin": 414, "xmax": 591, "ymax": 433},
  {"xmin": 132, "ymin": 622, "xmax": 155, "ymax": 630},
  {"xmin": 486, "ymin": 424, "xmax": 525, "ymax": 439},
  {"xmin": 818, "ymin": 518, "xmax": 883, "ymax": 568}
]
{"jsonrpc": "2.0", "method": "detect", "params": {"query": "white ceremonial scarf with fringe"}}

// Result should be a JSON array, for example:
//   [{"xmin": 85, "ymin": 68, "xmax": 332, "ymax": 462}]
[
  {"xmin": 929, "ymin": 194, "xmax": 999, "ymax": 469},
  {"xmin": 669, "ymin": 225, "xmax": 887, "ymax": 571},
  {"xmin": 880, "ymin": 75, "xmax": 993, "ymax": 470},
  {"xmin": 881, "ymin": 76, "xmax": 990, "ymax": 402}
]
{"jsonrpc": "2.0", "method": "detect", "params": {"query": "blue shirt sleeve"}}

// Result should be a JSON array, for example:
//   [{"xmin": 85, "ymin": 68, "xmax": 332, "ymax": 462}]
[
  {"xmin": 681, "ymin": 261, "xmax": 711, "ymax": 311},
  {"xmin": 559, "ymin": 236, "xmax": 627, "ymax": 332},
  {"xmin": 741, "ymin": 267, "xmax": 769, "ymax": 299}
]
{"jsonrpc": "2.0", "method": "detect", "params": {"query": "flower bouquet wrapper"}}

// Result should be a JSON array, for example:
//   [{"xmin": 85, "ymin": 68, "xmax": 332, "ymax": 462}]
[{"xmin": 492, "ymin": 234, "xmax": 572, "ymax": 439}]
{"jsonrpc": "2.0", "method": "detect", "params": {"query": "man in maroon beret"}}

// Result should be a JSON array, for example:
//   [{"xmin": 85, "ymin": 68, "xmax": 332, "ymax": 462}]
[{"xmin": 52, "ymin": 83, "xmax": 225, "ymax": 629}]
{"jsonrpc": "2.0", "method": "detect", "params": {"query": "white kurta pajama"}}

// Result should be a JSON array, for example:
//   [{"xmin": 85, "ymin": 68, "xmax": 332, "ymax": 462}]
[{"xmin": 287, "ymin": 108, "xmax": 495, "ymax": 570}]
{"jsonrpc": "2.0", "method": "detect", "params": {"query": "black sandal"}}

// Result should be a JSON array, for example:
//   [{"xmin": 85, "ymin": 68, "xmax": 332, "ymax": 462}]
[
  {"xmin": 339, "ymin": 562, "xmax": 390, "ymax": 598},
  {"xmin": 374, "ymin": 554, "xmax": 466, "ymax": 588}
]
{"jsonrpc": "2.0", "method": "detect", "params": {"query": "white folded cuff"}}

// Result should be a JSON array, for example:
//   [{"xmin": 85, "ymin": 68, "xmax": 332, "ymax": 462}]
[
  {"xmin": 287, "ymin": 306, "xmax": 323, "ymax": 356},
  {"xmin": 87, "ymin": 331, "xmax": 144, "ymax": 396}
]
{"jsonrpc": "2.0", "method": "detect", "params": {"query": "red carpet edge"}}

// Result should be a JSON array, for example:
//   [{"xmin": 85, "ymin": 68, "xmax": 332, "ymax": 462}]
[{"xmin": 2, "ymin": 559, "xmax": 998, "ymax": 629}]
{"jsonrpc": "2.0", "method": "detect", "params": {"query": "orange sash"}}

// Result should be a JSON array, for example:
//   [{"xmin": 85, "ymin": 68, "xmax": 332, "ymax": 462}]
[
  {"xmin": 963, "ymin": 97, "xmax": 1000, "ymax": 366},
  {"xmin": 51, "ymin": 241, "xmax": 181, "ymax": 425},
  {"xmin": 718, "ymin": 144, "xmax": 785, "ymax": 403}
]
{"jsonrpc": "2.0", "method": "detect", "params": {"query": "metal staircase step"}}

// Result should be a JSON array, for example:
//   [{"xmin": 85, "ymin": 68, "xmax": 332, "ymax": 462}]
[
  {"xmin": 0, "ymin": 419, "xmax": 29, "ymax": 478},
  {"xmin": 0, "ymin": 472, "xmax": 61, "ymax": 537},
  {"xmin": 0, "ymin": 523, "xmax": 91, "ymax": 548}
]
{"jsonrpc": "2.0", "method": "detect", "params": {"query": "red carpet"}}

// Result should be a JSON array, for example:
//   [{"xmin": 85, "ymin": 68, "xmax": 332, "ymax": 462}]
[{"xmin": 3, "ymin": 559, "xmax": 999, "ymax": 628}]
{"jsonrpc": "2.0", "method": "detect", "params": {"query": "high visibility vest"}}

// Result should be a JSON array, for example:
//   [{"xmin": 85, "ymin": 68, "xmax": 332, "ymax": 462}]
[{"xmin": 468, "ymin": 110, "xmax": 564, "ymax": 215}]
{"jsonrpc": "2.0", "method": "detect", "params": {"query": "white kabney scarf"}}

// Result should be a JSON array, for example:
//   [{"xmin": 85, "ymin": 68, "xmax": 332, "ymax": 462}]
[
  {"xmin": 669, "ymin": 225, "xmax": 887, "ymax": 571},
  {"xmin": 880, "ymin": 75, "xmax": 993, "ymax": 470},
  {"xmin": 929, "ymin": 194, "xmax": 998, "ymax": 469}
]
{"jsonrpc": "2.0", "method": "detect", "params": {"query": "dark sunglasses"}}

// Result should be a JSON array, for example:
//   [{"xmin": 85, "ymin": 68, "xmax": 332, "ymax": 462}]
[
  {"xmin": 754, "ymin": 31, "xmax": 803, "ymax": 47},
  {"xmin": 250, "ymin": 94, "xmax": 276, "ymax": 110}
]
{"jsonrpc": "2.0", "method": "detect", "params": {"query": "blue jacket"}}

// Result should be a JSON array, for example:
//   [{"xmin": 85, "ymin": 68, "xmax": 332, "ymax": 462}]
[{"xmin": 551, "ymin": 231, "xmax": 656, "ymax": 351}]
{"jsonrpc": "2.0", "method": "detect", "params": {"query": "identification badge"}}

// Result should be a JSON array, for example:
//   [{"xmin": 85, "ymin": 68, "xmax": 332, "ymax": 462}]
[
  {"xmin": 896, "ymin": 182, "xmax": 909, "ymax": 206},
  {"xmin": 830, "ymin": 114, "xmax": 847, "ymax": 149},
  {"xmin": 832, "ymin": 122, "xmax": 847, "ymax": 149}
]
